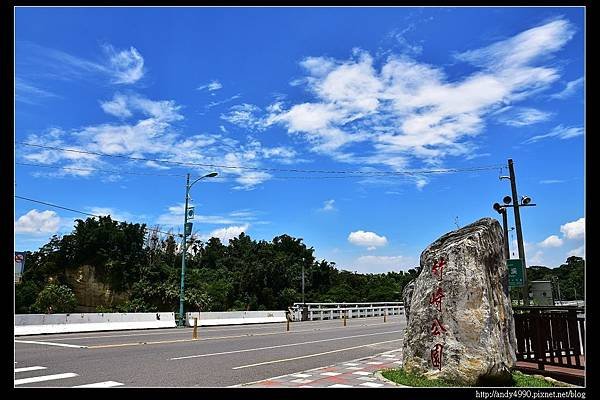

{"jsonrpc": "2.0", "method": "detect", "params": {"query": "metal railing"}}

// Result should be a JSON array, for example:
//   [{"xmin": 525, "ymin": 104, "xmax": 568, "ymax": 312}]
[
  {"xmin": 289, "ymin": 302, "xmax": 404, "ymax": 321},
  {"xmin": 513, "ymin": 306, "xmax": 585, "ymax": 370}
]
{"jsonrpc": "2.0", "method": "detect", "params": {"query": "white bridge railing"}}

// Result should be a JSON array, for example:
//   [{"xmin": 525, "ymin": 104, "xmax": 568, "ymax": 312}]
[{"xmin": 289, "ymin": 302, "xmax": 404, "ymax": 321}]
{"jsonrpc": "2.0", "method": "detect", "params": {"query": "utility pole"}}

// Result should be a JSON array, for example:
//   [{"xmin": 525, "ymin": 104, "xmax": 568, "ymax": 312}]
[
  {"xmin": 301, "ymin": 258, "xmax": 305, "ymax": 305},
  {"xmin": 179, "ymin": 173, "xmax": 191, "ymax": 327},
  {"xmin": 508, "ymin": 159, "xmax": 529, "ymax": 305}
]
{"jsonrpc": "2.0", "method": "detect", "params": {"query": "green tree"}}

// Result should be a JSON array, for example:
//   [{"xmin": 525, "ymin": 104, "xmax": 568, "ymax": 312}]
[
  {"xmin": 15, "ymin": 281, "xmax": 41, "ymax": 313},
  {"xmin": 32, "ymin": 283, "xmax": 77, "ymax": 314}
]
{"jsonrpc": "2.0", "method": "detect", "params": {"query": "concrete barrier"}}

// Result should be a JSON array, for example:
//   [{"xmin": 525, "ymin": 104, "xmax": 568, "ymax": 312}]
[
  {"xmin": 14, "ymin": 312, "xmax": 176, "ymax": 335},
  {"xmin": 186, "ymin": 311, "xmax": 287, "ymax": 327}
]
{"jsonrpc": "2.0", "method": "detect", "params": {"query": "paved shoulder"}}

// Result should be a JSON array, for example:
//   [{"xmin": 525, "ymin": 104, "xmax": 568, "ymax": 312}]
[{"xmin": 233, "ymin": 348, "xmax": 403, "ymax": 388}]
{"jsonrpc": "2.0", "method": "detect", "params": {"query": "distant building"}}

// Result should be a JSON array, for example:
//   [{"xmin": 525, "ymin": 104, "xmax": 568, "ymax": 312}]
[{"xmin": 530, "ymin": 280, "xmax": 553, "ymax": 306}]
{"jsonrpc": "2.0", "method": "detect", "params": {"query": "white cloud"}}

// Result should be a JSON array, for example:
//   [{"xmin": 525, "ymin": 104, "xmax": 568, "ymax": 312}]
[
  {"xmin": 221, "ymin": 104, "xmax": 267, "ymax": 131},
  {"xmin": 539, "ymin": 179, "xmax": 564, "ymax": 184},
  {"xmin": 455, "ymin": 19, "xmax": 575, "ymax": 70},
  {"xmin": 15, "ymin": 78, "xmax": 60, "ymax": 104},
  {"xmin": 222, "ymin": 19, "xmax": 574, "ymax": 172},
  {"xmin": 524, "ymin": 125, "xmax": 584, "ymax": 144},
  {"xmin": 348, "ymin": 230, "xmax": 388, "ymax": 249},
  {"xmin": 100, "ymin": 93, "xmax": 132, "ymax": 118},
  {"xmin": 102, "ymin": 44, "xmax": 145, "ymax": 84},
  {"xmin": 496, "ymin": 107, "xmax": 553, "ymax": 127},
  {"xmin": 202, "ymin": 224, "xmax": 249, "ymax": 243},
  {"xmin": 319, "ymin": 199, "xmax": 336, "ymax": 212},
  {"xmin": 567, "ymin": 245, "xmax": 584, "ymax": 257},
  {"xmin": 550, "ymin": 77, "xmax": 583, "ymax": 99},
  {"xmin": 353, "ymin": 255, "xmax": 417, "ymax": 273},
  {"xmin": 560, "ymin": 217, "xmax": 585, "ymax": 240},
  {"xmin": 539, "ymin": 235, "xmax": 564, "ymax": 248},
  {"xmin": 233, "ymin": 171, "xmax": 272, "ymax": 190},
  {"xmin": 15, "ymin": 209, "xmax": 60, "ymax": 234},
  {"xmin": 197, "ymin": 80, "xmax": 223, "ymax": 91}
]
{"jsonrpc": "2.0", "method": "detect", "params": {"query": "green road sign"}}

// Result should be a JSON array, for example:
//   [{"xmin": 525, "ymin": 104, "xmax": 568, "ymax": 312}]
[{"xmin": 507, "ymin": 259, "xmax": 524, "ymax": 287}]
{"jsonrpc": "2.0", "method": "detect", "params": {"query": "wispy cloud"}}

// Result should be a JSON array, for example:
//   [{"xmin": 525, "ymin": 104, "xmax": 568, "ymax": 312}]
[
  {"xmin": 524, "ymin": 125, "xmax": 583, "ymax": 144},
  {"xmin": 15, "ymin": 78, "xmax": 60, "ymax": 104},
  {"xmin": 197, "ymin": 80, "xmax": 223, "ymax": 92},
  {"xmin": 495, "ymin": 107, "xmax": 553, "ymax": 127},
  {"xmin": 102, "ymin": 44, "xmax": 145, "ymax": 84},
  {"xmin": 23, "ymin": 92, "xmax": 294, "ymax": 189},
  {"xmin": 205, "ymin": 94, "xmax": 242, "ymax": 110},
  {"xmin": 319, "ymin": 199, "xmax": 337, "ymax": 212},
  {"xmin": 550, "ymin": 77, "xmax": 583, "ymax": 99},
  {"xmin": 539, "ymin": 179, "xmax": 565, "ymax": 184},
  {"xmin": 221, "ymin": 103, "xmax": 267, "ymax": 131},
  {"xmin": 17, "ymin": 41, "xmax": 145, "ymax": 85},
  {"xmin": 223, "ymin": 19, "xmax": 575, "ymax": 174}
]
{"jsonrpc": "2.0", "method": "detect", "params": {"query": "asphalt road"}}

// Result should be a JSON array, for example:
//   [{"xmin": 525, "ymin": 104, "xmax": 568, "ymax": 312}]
[{"xmin": 14, "ymin": 315, "xmax": 406, "ymax": 387}]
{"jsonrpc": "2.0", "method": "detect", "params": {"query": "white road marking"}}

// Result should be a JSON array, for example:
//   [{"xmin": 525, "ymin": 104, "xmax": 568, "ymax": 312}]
[
  {"xmin": 290, "ymin": 378, "xmax": 313, "ymax": 384},
  {"xmin": 14, "ymin": 373, "xmax": 78, "ymax": 385},
  {"xmin": 328, "ymin": 384, "xmax": 352, "ymax": 388},
  {"xmin": 15, "ymin": 340, "xmax": 86, "ymax": 348},
  {"xmin": 170, "ymin": 330, "xmax": 403, "ymax": 360},
  {"xmin": 14, "ymin": 366, "xmax": 47, "ymax": 373},
  {"xmin": 360, "ymin": 382, "xmax": 384, "ymax": 387},
  {"xmin": 353, "ymin": 371, "xmax": 371, "ymax": 376},
  {"xmin": 290, "ymin": 373, "xmax": 312, "ymax": 378},
  {"xmin": 73, "ymin": 381, "xmax": 124, "ymax": 388},
  {"xmin": 320, "ymin": 372, "xmax": 342, "ymax": 376},
  {"xmin": 232, "ymin": 338, "xmax": 404, "ymax": 369}
]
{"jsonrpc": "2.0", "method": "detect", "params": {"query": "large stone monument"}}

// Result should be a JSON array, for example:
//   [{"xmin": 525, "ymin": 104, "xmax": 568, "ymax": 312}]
[{"xmin": 402, "ymin": 217, "xmax": 517, "ymax": 385}]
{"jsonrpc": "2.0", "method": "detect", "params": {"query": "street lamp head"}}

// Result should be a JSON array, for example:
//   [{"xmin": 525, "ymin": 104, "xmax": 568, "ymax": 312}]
[
  {"xmin": 521, "ymin": 195, "xmax": 532, "ymax": 205},
  {"xmin": 204, "ymin": 172, "xmax": 218, "ymax": 178},
  {"xmin": 493, "ymin": 202, "xmax": 503, "ymax": 214},
  {"xmin": 503, "ymin": 195, "xmax": 512, "ymax": 205}
]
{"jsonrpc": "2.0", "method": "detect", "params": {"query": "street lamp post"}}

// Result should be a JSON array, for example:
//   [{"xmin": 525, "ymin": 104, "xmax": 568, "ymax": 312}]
[
  {"xmin": 178, "ymin": 172, "xmax": 218, "ymax": 327},
  {"xmin": 500, "ymin": 159, "xmax": 536, "ymax": 305}
]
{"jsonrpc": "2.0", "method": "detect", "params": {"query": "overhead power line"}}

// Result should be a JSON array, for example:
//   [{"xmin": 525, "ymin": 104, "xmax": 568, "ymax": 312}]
[
  {"xmin": 16, "ymin": 141, "xmax": 504, "ymax": 176},
  {"xmin": 14, "ymin": 195, "xmax": 179, "ymax": 238},
  {"xmin": 16, "ymin": 162, "xmax": 189, "ymax": 178},
  {"xmin": 16, "ymin": 161, "xmax": 496, "ymax": 180}
]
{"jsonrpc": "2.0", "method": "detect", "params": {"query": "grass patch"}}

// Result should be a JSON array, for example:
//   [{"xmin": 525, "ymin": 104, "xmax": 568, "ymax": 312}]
[
  {"xmin": 381, "ymin": 369, "xmax": 460, "ymax": 387},
  {"xmin": 381, "ymin": 369, "xmax": 558, "ymax": 387}
]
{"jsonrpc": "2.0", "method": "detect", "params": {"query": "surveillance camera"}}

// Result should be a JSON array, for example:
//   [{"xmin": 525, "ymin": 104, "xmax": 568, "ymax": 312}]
[
  {"xmin": 503, "ymin": 196, "xmax": 512, "ymax": 204},
  {"xmin": 493, "ymin": 203, "xmax": 503, "ymax": 213},
  {"xmin": 521, "ymin": 196, "xmax": 531, "ymax": 205}
]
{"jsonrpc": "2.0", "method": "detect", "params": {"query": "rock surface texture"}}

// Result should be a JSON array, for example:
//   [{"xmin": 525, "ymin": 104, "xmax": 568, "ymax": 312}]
[
  {"xmin": 402, "ymin": 217, "xmax": 517, "ymax": 385},
  {"xmin": 65, "ymin": 265, "xmax": 129, "ymax": 312}
]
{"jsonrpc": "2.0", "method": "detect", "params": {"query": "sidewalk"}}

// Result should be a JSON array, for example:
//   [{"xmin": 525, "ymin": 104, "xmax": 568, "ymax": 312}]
[{"xmin": 233, "ymin": 348, "xmax": 403, "ymax": 388}]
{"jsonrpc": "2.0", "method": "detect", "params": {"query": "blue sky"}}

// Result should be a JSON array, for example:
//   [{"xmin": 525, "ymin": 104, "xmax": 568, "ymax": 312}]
[{"xmin": 14, "ymin": 7, "xmax": 585, "ymax": 273}]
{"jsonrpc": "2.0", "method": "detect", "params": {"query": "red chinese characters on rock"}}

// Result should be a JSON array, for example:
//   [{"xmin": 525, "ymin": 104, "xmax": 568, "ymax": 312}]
[
  {"xmin": 429, "ymin": 287, "xmax": 445, "ymax": 312},
  {"xmin": 431, "ymin": 258, "xmax": 446, "ymax": 281},
  {"xmin": 431, "ymin": 343, "xmax": 444, "ymax": 370},
  {"xmin": 430, "ymin": 318, "xmax": 447, "ymax": 336}
]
